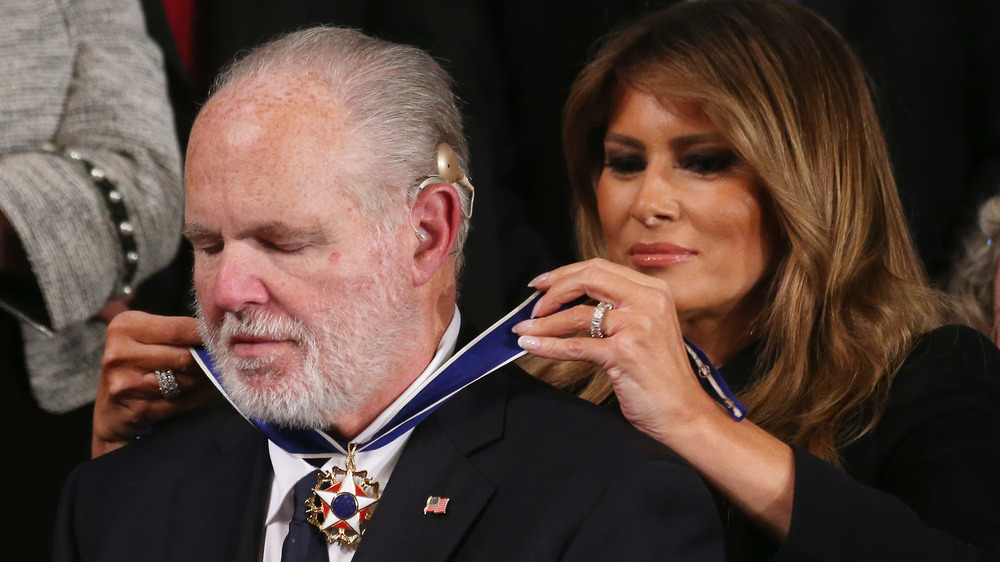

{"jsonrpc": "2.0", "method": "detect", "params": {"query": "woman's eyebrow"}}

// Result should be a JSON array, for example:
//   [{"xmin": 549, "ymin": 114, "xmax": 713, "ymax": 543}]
[
  {"xmin": 604, "ymin": 132, "xmax": 645, "ymax": 150},
  {"xmin": 668, "ymin": 133, "xmax": 727, "ymax": 151},
  {"xmin": 604, "ymin": 131, "xmax": 727, "ymax": 152}
]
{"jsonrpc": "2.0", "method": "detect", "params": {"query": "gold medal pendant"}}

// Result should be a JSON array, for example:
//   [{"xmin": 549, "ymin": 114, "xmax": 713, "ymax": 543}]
[{"xmin": 305, "ymin": 443, "xmax": 381, "ymax": 546}]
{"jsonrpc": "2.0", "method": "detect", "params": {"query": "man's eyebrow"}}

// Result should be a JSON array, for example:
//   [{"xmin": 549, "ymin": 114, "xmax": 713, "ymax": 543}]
[
  {"xmin": 250, "ymin": 221, "xmax": 326, "ymax": 240},
  {"xmin": 182, "ymin": 221, "xmax": 328, "ymax": 241},
  {"xmin": 182, "ymin": 223, "xmax": 216, "ymax": 240}
]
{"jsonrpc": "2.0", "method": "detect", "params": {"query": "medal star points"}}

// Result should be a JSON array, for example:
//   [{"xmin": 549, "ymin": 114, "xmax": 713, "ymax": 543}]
[{"xmin": 306, "ymin": 453, "xmax": 380, "ymax": 546}]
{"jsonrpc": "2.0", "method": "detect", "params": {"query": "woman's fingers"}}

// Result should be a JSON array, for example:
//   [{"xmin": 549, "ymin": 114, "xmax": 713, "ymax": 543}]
[
  {"xmin": 514, "ymin": 303, "xmax": 618, "ymax": 338},
  {"xmin": 108, "ymin": 310, "xmax": 201, "ymax": 346},
  {"xmin": 102, "ymin": 312, "xmax": 201, "ymax": 373},
  {"xmin": 518, "ymin": 259, "xmax": 720, "ymax": 435},
  {"xmin": 91, "ymin": 381, "xmax": 218, "ymax": 458},
  {"xmin": 105, "ymin": 363, "xmax": 206, "ymax": 402},
  {"xmin": 517, "ymin": 330, "xmax": 612, "ymax": 364},
  {"xmin": 528, "ymin": 258, "xmax": 669, "ymax": 318},
  {"xmin": 529, "ymin": 258, "xmax": 662, "ymax": 292},
  {"xmin": 93, "ymin": 368, "xmax": 211, "ymax": 457},
  {"xmin": 92, "ymin": 312, "xmax": 208, "ymax": 458}
]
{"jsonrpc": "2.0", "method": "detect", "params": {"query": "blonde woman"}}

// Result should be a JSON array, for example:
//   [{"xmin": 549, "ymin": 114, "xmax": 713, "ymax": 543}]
[
  {"xmin": 949, "ymin": 194, "xmax": 1000, "ymax": 344},
  {"xmin": 514, "ymin": 1, "xmax": 1000, "ymax": 559}
]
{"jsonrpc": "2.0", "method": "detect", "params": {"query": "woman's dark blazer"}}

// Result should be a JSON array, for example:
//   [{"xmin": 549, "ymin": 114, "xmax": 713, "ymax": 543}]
[{"xmin": 719, "ymin": 325, "xmax": 1000, "ymax": 561}]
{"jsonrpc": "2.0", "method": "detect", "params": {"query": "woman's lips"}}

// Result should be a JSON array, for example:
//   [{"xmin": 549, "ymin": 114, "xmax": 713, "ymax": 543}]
[{"xmin": 628, "ymin": 242, "xmax": 697, "ymax": 267}]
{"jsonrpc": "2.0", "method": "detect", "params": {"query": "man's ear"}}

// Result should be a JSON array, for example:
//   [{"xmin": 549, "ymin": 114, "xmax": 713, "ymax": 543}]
[{"xmin": 409, "ymin": 182, "xmax": 462, "ymax": 287}]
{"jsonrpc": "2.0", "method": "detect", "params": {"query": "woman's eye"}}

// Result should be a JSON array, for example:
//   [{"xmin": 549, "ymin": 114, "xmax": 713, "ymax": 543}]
[
  {"xmin": 604, "ymin": 155, "xmax": 647, "ymax": 175},
  {"xmin": 680, "ymin": 150, "xmax": 739, "ymax": 175}
]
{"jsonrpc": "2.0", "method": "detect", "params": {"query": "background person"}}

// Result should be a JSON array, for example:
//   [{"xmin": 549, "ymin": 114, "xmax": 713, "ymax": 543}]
[
  {"xmin": 0, "ymin": 0, "xmax": 182, "ymax": 556},
  {"xmin": 948, "ymin": 193, "xmax": 1000, "ymax": 344},
  {"xmin": 513, "ymin": 1, "xmax": 1000, "ymax": 560}
]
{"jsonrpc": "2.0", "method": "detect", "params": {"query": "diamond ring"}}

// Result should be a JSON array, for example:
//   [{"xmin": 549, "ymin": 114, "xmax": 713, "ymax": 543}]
[
  {"xmin": 155, "ymin": 370, "xmax": 181, "ymax": 401},
  {"xmin": 590, "ymin": 302, "xmax": 614, "ymax": 338}
]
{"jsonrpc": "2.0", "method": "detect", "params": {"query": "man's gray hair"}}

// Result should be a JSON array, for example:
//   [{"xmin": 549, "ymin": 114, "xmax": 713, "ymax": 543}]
[{"xmin": 211, "ymin": 26, "xmax": 472, "ymax": 265}]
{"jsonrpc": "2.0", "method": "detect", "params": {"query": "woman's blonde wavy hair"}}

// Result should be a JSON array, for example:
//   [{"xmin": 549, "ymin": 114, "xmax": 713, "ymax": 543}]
[
  {"xmin": 532, "ymin": 0, "xmax": 950, "ymax": 463},
  {"xmin": 948, "ymin": 195, "xmax": 1000, "ymax": 338}
]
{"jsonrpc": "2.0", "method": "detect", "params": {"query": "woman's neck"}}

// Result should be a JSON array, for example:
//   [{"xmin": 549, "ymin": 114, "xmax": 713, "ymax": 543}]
[{"xmin": 680, "ymin": 297, "xmax": 762, "ymax": 366}]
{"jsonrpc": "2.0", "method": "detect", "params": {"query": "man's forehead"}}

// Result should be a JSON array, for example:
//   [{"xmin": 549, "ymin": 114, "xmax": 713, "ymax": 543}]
[
  {"xmin": 190, "ymin": 75, "xmax": 357, "ymax": 158},
  {"xmin": 204, "ymin": 73, "xmax": 347, "ymax": 122},
  {"xmin": 183, "ymin": 162, "xmax": 364, "ymax": 222},
  {"xmin": 185, "ymin": 72, "xmax": 374, "ymax": 202}
]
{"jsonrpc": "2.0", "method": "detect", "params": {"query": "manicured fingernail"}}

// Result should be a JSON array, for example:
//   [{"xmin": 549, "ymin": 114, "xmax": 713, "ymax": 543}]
[
  {"xmin": 527, "ymin": 272, "xmax": 549, "ymax": 288},
  {"xmin": 518, "ymin": 335, "xmax": 540, "ymax": 350},
  {"xmin": 530, "ymin": 299, "xmax": 543, "ymax": 319},
  {"xmin": 511, "ymin": 320, "xmax": 533, "ymax": 334}
]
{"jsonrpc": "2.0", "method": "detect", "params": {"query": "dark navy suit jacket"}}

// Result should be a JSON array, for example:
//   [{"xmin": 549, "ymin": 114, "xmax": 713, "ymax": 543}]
[{"xmin": 55, "ymin": 363, "xmax": 724, "ymax": 561}]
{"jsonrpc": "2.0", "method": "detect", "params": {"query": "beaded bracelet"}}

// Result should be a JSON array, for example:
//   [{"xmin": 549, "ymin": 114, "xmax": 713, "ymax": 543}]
[{"xmin": 44, "ymin": 143, "xmax": 139, "ymax": 298}]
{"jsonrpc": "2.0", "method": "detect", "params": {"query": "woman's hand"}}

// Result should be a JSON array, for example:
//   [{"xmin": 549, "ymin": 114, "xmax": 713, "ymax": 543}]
[
  {"xmin": 513, "ymin": 258, "xmax": 795, "ymax": 539},
  {"xmin": 92, "ymin": 311, "xmax": 216, "ymax": 458},
  {"xmin": 512, "ymin": 258, "xmax": 724, "ymax": 444}
]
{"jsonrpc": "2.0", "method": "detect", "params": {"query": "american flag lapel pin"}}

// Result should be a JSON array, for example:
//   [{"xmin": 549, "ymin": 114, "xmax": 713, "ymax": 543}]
[{"xmin": 423, "ymin": 496, "xmax": 450, "ymax": 515}]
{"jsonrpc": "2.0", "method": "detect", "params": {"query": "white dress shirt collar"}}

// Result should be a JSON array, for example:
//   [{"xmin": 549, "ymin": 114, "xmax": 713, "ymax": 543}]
[{"xmin": 263, "ymin": 307, "xmax": 461, "ymax": 562}]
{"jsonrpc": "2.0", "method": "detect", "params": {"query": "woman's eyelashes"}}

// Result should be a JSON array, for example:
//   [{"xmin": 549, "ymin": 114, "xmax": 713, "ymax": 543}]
[
  {"xmin": 678, "ymin": 148, "xmax": 740, "ymax": 176},
  {"xmin": 604, "ymin": 153, "xmax": 647, "ymax": 176},
  {"xmin": 604, "ymin": 147, "xmax": 740, "ymax": 179}
]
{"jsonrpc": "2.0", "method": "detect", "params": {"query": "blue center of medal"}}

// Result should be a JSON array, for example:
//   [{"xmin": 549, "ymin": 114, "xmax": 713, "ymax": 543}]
[{"xmin": 332, "ymin": 492, "xmax": 358, "ymax": 519}]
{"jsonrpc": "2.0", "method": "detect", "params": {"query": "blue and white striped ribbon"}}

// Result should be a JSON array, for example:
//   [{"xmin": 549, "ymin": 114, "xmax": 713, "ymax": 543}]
[
  {"xmin": 192, "ymin": 290, "xmax": 746, "ymax": 456},
  {"xmin": 192, "ymin": 292, "xmax": 541, "ymax": 456}
]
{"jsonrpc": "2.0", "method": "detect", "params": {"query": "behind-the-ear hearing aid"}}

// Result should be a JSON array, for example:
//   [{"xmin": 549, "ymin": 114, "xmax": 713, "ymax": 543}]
[
  {"xmin": 436, "ymin": 143, "xmax": 463, "ymax": 184},
  {"xmin": 413, "ymin": 143, "xmax": 475, "ymax": 219}
]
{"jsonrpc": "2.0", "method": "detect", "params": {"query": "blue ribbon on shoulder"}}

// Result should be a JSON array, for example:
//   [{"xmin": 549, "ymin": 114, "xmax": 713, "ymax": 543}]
[
  {"xmin": 192, "ymin": 292, "xmax": 540, "ymax": 456},
  {"xmin": 191, "ymin": 290, "xmax": 746, "ymax": 456}
]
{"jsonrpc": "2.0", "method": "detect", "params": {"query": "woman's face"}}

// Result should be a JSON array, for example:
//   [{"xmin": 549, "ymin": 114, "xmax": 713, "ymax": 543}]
[{"xmin": 597, "ymin": 87, "xmax": 774, "ymax": 329}]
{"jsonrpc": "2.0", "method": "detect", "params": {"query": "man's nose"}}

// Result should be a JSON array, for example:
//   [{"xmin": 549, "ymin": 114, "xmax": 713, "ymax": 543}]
[{"xmin": 213, "ymin": 245, "xmax": 269, "ymax": 312}]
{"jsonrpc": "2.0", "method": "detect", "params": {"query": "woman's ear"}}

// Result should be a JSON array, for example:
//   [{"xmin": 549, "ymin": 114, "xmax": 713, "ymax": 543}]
[{"xmin": 409, "ymin": 182, "xmax": 462, "ymax": 287}]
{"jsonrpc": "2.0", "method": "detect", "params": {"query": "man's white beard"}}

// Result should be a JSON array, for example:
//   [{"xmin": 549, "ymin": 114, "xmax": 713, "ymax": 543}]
[{"xmin": 197, "ymin": 245, "xmax": 420, "ymax": 430}]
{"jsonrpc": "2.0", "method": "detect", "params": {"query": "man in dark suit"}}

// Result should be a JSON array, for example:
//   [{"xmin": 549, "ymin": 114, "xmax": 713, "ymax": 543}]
[{"xmin": 55, "ymin": 27, "xmax": 723, "ymax": 561}]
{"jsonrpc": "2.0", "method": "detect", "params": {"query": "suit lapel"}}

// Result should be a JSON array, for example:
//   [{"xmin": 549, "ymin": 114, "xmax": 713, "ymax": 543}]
[
  {"xmin": 354, "ymin": 371, "xmax": 509, "ymax": 561},
  {"xmin": 169, "ymin": 411, "xmax": 272, "ymax": 560},
  {"xmin": 159, "ymin": 315, "xmax": 497, "ymax": 560}
]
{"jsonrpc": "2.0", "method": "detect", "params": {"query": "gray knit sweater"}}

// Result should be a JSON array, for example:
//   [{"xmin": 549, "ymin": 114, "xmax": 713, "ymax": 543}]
[{"xmin": 0, "ymin": 0, "xmax": 183, "ymax": 412}]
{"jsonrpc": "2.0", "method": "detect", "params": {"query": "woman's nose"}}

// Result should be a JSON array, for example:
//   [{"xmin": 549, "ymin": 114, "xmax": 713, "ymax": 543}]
[{"xmin": 631, "ymin": 174, "xmax": 681, "ymax": 227}]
